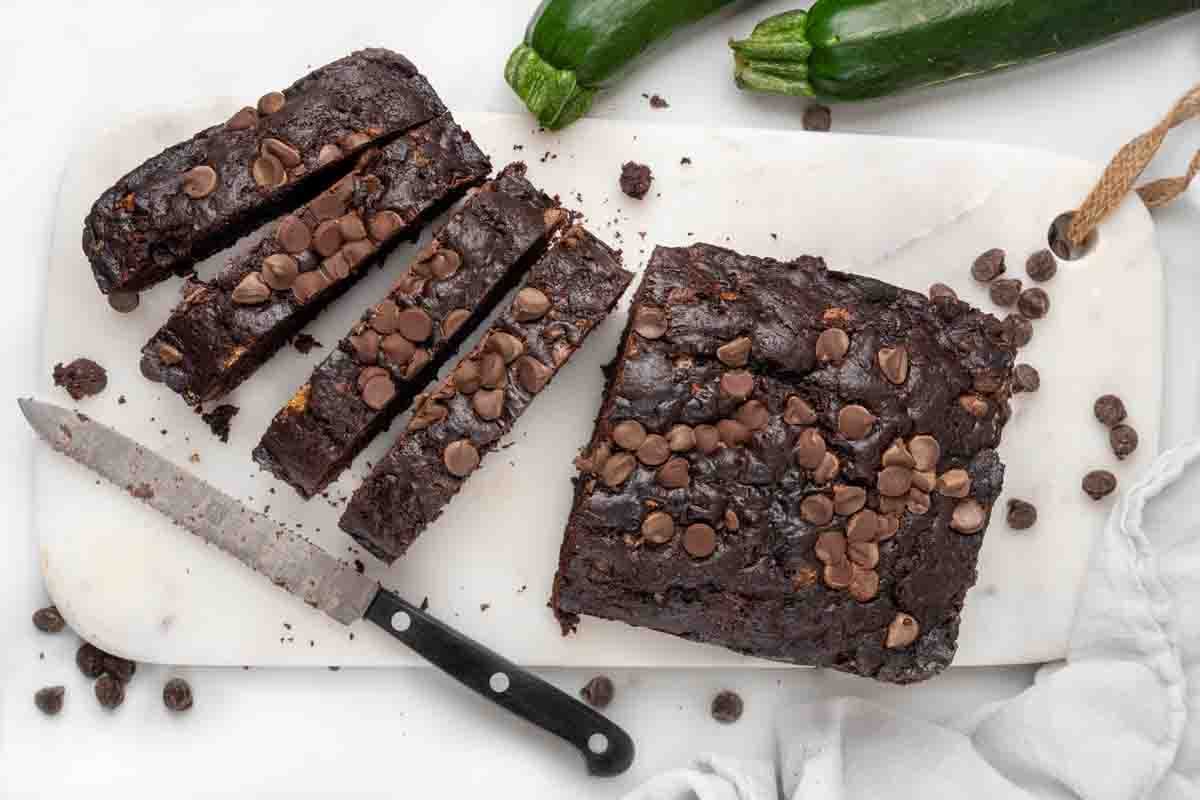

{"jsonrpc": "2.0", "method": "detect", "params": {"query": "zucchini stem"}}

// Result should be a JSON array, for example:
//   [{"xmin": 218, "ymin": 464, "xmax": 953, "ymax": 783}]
[
  {"xmin": 729, "ymin": 10, "xmax": 814, "ymax": 97},
  {"xmin": 505, "ymin": 44, "xmax": 597, "ymax": 131}
]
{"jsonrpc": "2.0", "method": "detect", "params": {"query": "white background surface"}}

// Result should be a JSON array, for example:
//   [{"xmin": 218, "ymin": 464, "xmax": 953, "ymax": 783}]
[{"xmin": 2, "ymin": 1, "xmax": 1198, "ymax": 797}]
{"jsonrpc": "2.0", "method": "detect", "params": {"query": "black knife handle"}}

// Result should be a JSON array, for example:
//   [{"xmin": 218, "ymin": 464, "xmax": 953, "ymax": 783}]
[{"xmin": 365, "ymin": 588, "xmax": 635, "ymax": 777}]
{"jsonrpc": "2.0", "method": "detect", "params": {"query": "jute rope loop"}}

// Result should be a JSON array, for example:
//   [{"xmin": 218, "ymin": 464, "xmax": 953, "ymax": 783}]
[{"xmin": 1068, "ymin": 84, "xmax": 1200, "ymax": 248}]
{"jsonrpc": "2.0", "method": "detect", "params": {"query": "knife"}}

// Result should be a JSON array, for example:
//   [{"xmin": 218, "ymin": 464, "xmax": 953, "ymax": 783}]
[{"xmin": 19, "ymin": 398, "xmax": 634, "ymax": 777}]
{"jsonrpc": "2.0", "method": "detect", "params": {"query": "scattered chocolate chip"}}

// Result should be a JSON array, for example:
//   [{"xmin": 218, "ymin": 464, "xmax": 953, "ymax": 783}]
[
  {"xmin": 885, "ymin": 613, "xmax": 919, "ymax": 649},
  {"xmin": 181, "ymin": 165, "xmax": 218, "ymax": 199},
  {"xmin": 633, "ymin": 306, "xmax": 668, "ymax": 339},
  {"xmin": 1003, "ymin": 313, "xmax": 1033, "ymax": 348},
  {"xmin": 201, "ymin": 404, "xmax": 238, "ymax": 443},
  {"xmin": 832, "ymin": 485, "xmax": 867, "ymax": 516},
  {"xmin": 719, "ymin": 371, "xmax": 755, "ymax": 402},
  {"xmin": 989, "ymin": 278, "xmax": 1022, "ymax": 307},
  {"xmin": 581, "ymin": 675, "xmax": 615, "ymax": 708},
  {"xmin": 1026, "ymin": 249, "xmax": 1058, "ymax": 282},
  {"xmin": 667, "ymin": 424, "xmax": 696, "ymax": 452},
  {"xmin": 163, "ymin": 678, "xmax": 193, "ymax": 712},
  {"xmin": 803, "ymin": 104, "xmax": 832, "ymax": 132},
  {"xmin": 695, "ymin": 424, "xmax": 721, "ymax": 454},
  {"xmin": 683, "ymin": 523, "xmax": 717, "ymax": 558},
  {"xmin": 513, "ymin": 287, "xmax": 551, "ymax": 321},
  {"xmin": 1017, "ymin": 287, "xmax": 1050, "ymax": 319},
  {"xmin": 717, "ymin": 336, "xmax": 752, "ymax": 367},
  {"xmin": 619, "ymin": 161, "xmax": 653, "ymax": 199},
  {"xmin": 33, "ymin": 606, "xmax": 66, "ymax": 633},
  {"xmin": 1012, "ymin": 363, "xmax": 1040, "ymax": 393},
  {"xmin": 443, "ymin": 440, "xmax": 481, "ymax": 478},
  {"xmin": 936, "ymin": 469, "xmax": 971, "ymax": 498},
  {"xmin": 1110, "ymin": 424, "xmax": 1138, "ymax": 459},
  {"xmin": 794, "ymin": 428, "xmax": 827, "ymax": 469},
  {"xmin": 1006, "ymin": 499, "xmax": 1037, "ymax": 530},
  {"xmin": 656, "ymin": 457, "xmax": 691, "ymax": 489},
  {"xmin": 361, "ymin": 373, "xmax": 396, "ymax": 411},
  {"xmin": 232, "ymin": 272, "xmax": 271, "ymax": 305},
  {"xmin": 601, "ymin": 452, "xmax": 637, "ymax": 487},
  {"xmin": 53, "ymin": 358, "xmax": 107, "ymax": 400},
  {"xmin": 487, "ymin": 332, "xmax": 526, "ymax": 363},
  {"xmin": 368, "ymin": 210, "xmax": 404, "ymax": 242},
  {"xmin": 396, "ymin": 307, "xmax": 433, "ymax": 343},
  {"xmin": 107, "ymin": 291, "xmax": 140, "ymax": 313},
  {"xmin": 275, "ymin": 215, "xmax": 311, "ymax": 254},
  {"xmin": 317, "ymin": 143, "xmax": 343, "ymax": 166},
  {"xmin": 783, "ymin": 396, "xmax": 817, "ymax": 426},
  {"xmin": 735, "ymin": 400, "xmax": 769, "ymax": 431},
  {"xmin": 257, "ymin": 91, "xmax": 286, "ymax": 115},
  {"xmin": 972, "ymin": 248, "xmax": 1006, "ymax": 282},
  {"xmin": 35, "ymin": 686, "xmax": 65, "ymax": 715},
  {"xmin": 636, "ymin": 434, "xmax": 671, "ymax": 466},
  {"xmin": 801, "ymin": 494, "xmax": 834, "ymax": 525},
  {"xmin": 929, "ymin": 283, "xmax": 958, "ymax": 302},
  {"xmin": 959, "ymin": 394, "xmax": 989, "ymax": 418},
  {"xmin": 262, "ymin": 137, "xmax": 301, "ymax": 168},
  {"xmin": 261, "ymin": 253, "xmax": 299, "ymax": 290},
  {"xmin": 612, "ymin": 420, "xmax": 648, "ymax": 450},
  {"xmin": 641, "ymin": 512, "xmax": 675, "ymax": 544},
  {"xmin": 878, "ymin": 466, "xmax": 913, "ymax": 497},
  {"xmin": 815, "ymin": 328, "xmax": 850, "ymax": 363},
  {"xmin": 1094, "ymin": 394, "xmax": 1126, "ymax": 427},
  {"xmin": 950, "ymin": 499, "xmax": 986, "ymax": 533},
  {"xmin": 1082, "ymin": 469, "xmax": 1117, "ymax": 500},
  {"xmin": 252, "ymin": 154, "xmax": 287, "ymax": 189},
  {"xmin": 711, "ymin": 690, "xmax": 743, "ymax": 723},
  {"xmin": 837, "ymin": 405, "xmax": 875, "ymax": 440},
  {"xmin": 225, "ymin": 106, "xmax": 258, "ymax": 131},
  {"xmin": 717, "ymin": 418, "xmax": 752, "ymax": 446},
  {"xmin": 443, "ymin": 308, "xmax": 472, "ymax": 338},
  {"xmin": 877, "ymin": 346, "xmax": 909, "ymax": 384},
  {"xmin": 94, "ymin": 674, "xmax": 125, "ymax": 709}
]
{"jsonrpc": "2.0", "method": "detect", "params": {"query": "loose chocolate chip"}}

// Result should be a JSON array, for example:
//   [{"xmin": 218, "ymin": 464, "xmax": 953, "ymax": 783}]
[
  {"xmin": 846, "ymin": 509, "xmax": 878, "ymax": 543},
  {"xmin": 252, "ymin": 154, "xmax": 287, "ymax": 189},
  {"xmin": 619, "ymin": 161, "xmax": 653, "ymax": 199},
  {"xmin": 908, "ymin": 435, "xmax": 940, "ymax": 472},
  {"xmin": 936, "ymin": 469, "xmax": 971, "ymax": 498},
  {"xmin": 711, "ymin": 690, "xmax": 744, "ymax": 724},
  {"xmin": 428, "ymin": 250, "xmax": 463, "ymax": 280},
  {"xmin": 380, "ymin": 333, "xmax": 414, "ymax": 367},
  {"xmin": 803, "ymin": 104, "xmax": 832, "ymax": 132},
  {"xmin": 396, "ymin": 307, "xmax": 433, "ymax": 343},
  {"xmin": 107, "ymin": 291, "xmax": 140, "ymax": 313},
  {"xmin": 695, "ymin": 425, "xmax": 721, "ymax": 454},
  {"xmin": 443, "ymin": 308, "xmax": 471, "ymax": 338},
  {"xmin": 656, "ymin": 457, "xmax": 691, "ymax": 489},
  {"xmin": 1012, "ymin": 363, "xmax": 1040, "ymax": 393},
  {"xmin": 1007, "ymin": 499, "xmax": 1037, "ymax": 530},
  {"xmin": 877, "ymin": 346, "xmax": 909, "ymax": 384},
  {"xmin": 814, "ymin": 452, "xmax": 840, "ymax": 484},
  {"xmin": 1094, "ymin": 394, "xmax": 1127, "ymax": 427},
  {"xmin": 633, "ymin": 306, "xmax": 669, "ymax": 339},
  {"xmin": 951, "ymin": 499, "xmax": 986, "ymax": 533},
  {"xmin": 667, "ymin": 424, "xmax": 696, "ymax": 452},
  {"xmin": 162, "ymin": 678, "xmax": 193, "ymax": 712},
  {"xmin": 814, "ymin": 530, "xmax": 847, "ymax": 564},
  {"xmin": 257, "ymin": 91, "xmax": 286, "ymax": 115},
  {"xmin": 488, "ymin": 332, "xmax": 526, "ymax": 364},
  {"xmin": 683, "ymin": 523, "xmax": 717, "ymax": 558},
  {"xmin": 906, "ymin": 488, "xmax": 932, "ymax": 515},
  {"xmin": 317, "ymin": 143, "xmax": 343, "ymax": 166},
  {"xmin": 356, "ymin": 366, "xmax": 388, "ymax": 392},
  {"xmin": 1026, "ymin": 249, "xmax": 1058, "ymax": 282},
  {"xmin": 581, "ymin": 676, "xmax": 615, "ymax": 708},
  {"xmin": 636, "ymin": 434, "xmax": 671, "ymax": 466},
  {"xmin": 641, "ymin": 512, "xmax": 676, "ymax": 544},
  {"xmin": 601, "ymin": 452, "xmax": 637, "ymax": 487},
  {"xmin": 513, "ymin": 287, "xmax": 551, "ymax": 321},
  {"xmin": 95, "ymin": 674, "xmax": 125, "ymax": 709},
  {"xmin": 833, "ymin": 485, "xmax": 867, "ymax": 516},
  {"xmin": 929, "ymin": 283, "xmax": 958, "ymax": 302},
  {"xmin": 717, "ymin": 336, "xmax": 752, "ymax": 368},
  {"xmin": 801, "ymin": 494, "xmax": 834, "ymax": 526},
  {"xmin": 815, "ymin": 328, "xmax": 850, "ymax": 363},
  {"xmin": 837, "ymin": 405, "xmax": 875, "ymax": 439},
  {"xmin": 311, "ymin": 220, "xmax": 344, "ymax": 258},
  {"xmin": 231, "ymin": 272, "xmax": 271, "ymax": 305},
  {"xmin": 1110, "ymin": 424, "xmax": 1138, "ymax": 459},
  {"xmin": 717, "ymin": 418, "xmax": 752, "ymax": 446},
  {"xmin": 226, "ymin": 106, "xmax": 258, "ymax": 131},
  {"xmin": 33, "ymin": 606, "xmax": 66, "ymax": 633},
  {"xmin": 735, "ymin": 400, "xmax": 769, "ymax": 431},
  {"xmin": 724, "ymin": 509, "xmax": 740, "ymax": 531},
  {"xmin": 885, "ymin": 613, "xmax": 919, "ymax": 649},
  {"xmin": 878, "ymin": 466, "xmax": 913, "ymax": 497},
  {"xmin": 823, "ymin": 560, "xmax": 853, "ymax": 590},
  {"xmin": 882, "ymin": 439, "xmax": 916, "ymax": 469},
  {"xmin": 262, "ymin": 137, "xmax": 301, "ymax": 168},
  {"xmin": 719, "ymin": 371, "xmax": 755, "ymax": 402},
  {"xmin": 321, "ymin": 251, "xmax": 351, "ymax": 282},
  {"xmin": 972, "ymin": 248, "xmax": 1006, "ymax": 282},
  {"xmin": 53, "ymin": 358, "xmax": 107, "ymax": 400},
  {"xmin": 35, "ymin": 685, "xmax": 65, "ymax": 715},
  {"xmin": 612, "ymin": 420, "xmax": 648, "ymax": 451},
  {"xmin": 260, "ymin": 253, "xmax": 299, "ymax": 291},
  {"xmin": 848, "ymin": 567, "xmax": 880, "ymax": 602},
  {"xmin": 1018, "ymin": 287, "xmax": 1050, "ymax": 319},
  {"xmin": 443, "ymin": 440, "xmax": 481, "ymax": 478},
  {"xmin": 181, "ymin": 165, "xmax": 218, "ymax": 199},
  {"xmin": 959, "ymin": 395, "xmax": 989, "ymax": 418},
  {"xmin": 367, "ymin": 210, "xmax": 404, "ymax": 242},
  {"xmin": 472, "ymin": 389, "xmax": 505, "ymax": 421},
  {"xmin": 1082, "ymin": 469, "xmax": 1117, "ymax": 500},
  {"xmin": 275, "ymin": 215, "xmax": 311, "ymax": 254},
  {"xmin": 1003, "ymin": 313, "xmax": 1034, "ymax": 347},
  {"xmin": 361, "ymin": 373, "xmax": 396, "ymax": 411},
  {"xmin": 783, "ymin": 396, "xmax": 817, "ymax": 426},
  {"xmin": 479, "ymin": 352, "xmax": 507, "ymax": 389},
  {"xmin": 794, "ymin": 428, "xmax": 827, "ymax": 470},
  {"xmin": 989, "ymin": 278, "xmax": 1022, "ymax": 307}
]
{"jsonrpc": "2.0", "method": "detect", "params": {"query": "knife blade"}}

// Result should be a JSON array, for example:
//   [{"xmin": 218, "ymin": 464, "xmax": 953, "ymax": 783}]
[{"xmin": 20, "ymin": 398, "xmax": 634, "ymax": 777}]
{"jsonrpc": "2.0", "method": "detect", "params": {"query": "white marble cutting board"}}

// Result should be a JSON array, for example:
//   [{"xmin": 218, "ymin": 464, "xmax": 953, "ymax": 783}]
[{"xmin": 35, "ymin": 109, "xmax": 1160, "ymax": 668}]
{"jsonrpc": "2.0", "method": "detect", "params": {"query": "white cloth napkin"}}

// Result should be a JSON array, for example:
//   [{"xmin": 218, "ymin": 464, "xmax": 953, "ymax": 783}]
[{"xmin": 625, "ymin": 440, "xmax": 1200, "ymax": 800}]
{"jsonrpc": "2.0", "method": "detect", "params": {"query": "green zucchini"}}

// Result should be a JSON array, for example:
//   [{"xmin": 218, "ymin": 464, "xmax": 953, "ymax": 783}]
[
  {"xmin": 506, "ymin": 0, "xmax": 739, "ymax": 129},
  {"xmin": 731, "ymin": 0, "xmax": 1200, "ymax": 101}
]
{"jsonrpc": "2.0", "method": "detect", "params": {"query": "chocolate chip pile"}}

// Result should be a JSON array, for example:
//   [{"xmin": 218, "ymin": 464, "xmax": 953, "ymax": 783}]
[{"xmin": 966, "ymin": 246, "xmax": 1058, "ymax": 349}]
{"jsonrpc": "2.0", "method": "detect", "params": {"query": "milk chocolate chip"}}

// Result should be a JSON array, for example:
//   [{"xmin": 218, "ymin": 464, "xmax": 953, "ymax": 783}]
[
  {"xmin": 472, "ymin": 389, "xmax": 505, "ymax": 421},
  {"xmin": 612, "ymin": 420, "xmax": 647, "ymax": 450},
  {"xmin": 513, "ymin": 288, "xmax": 551, "ymax": 321},
  {"xmin": 717, "ymin": 336, "xmax": 752, "ymax": 368},
  {"xmin": 832, "ymin": 485, "xmax": 867, "ymax": 516},
  {"xmin": 443, "ymin": 440, "xmax": 481, "ymax": 477},
  {"xmin": 181, "ymin": 165, "xmax": 218, "ymax": 199},
  {"xmin": 252, "ymin": 154, "xmax": 287, "ymax": 188},
  {"xmin": 261, "ymin": 253, "xmax": 299, "ymax": 290},
  {"xmin": 667, "ymin": 424, "xmax": 696, "ymax": 452},
  {"xmin": 516, "ymin": 356, "xmax": 553, "ymax": 394},
  {"xmin": 257, "ymin": 91, "xmax": 286, "ymax": 115},
  {"xmin": 794, "ymin": 428, "xmax": 827, "ymax": 469},
  {"xmin": 783, "ymin": 396, "xmax": 817, "ymax": 426},
  {"xmin": 735, "ymin": 400, "xmax": 769, "ymax": 431},
  {"xmin": 642, "ymin": 512, "xmax": 675, "ymax": 544},
  {"xmin": 633, "ymin": 306, "xmax": 668, "ymax": 339},
  {"xmin": 637, "ymin": 435, "xmax": 671, "ymax": 466},
  {"xmin": 837, "ymin": 405, "xmax": 875, "ymax": 440},
  {"xmin": 936, "ymin": 469, "xmax": 971, "ymax": 498},
  {"xmin": 719, "ymin": 371, "xmax": 755, "ymax": 402},
  {"xmin": 601, "ymin": 453, "xmax": 637, "ymax": 487},
  {"xmin": 275, "ymin": 215, "xmax": 311, "ymax": 254},
  {"xmin": 815, "ymin": 328, "xmax": 850, "ymax": 363},
  {"xmin": 885, "ymin": 613, "xmax": 919, "ymax": 648},
  {"xmin": 877, "ymin": 346, "xmax": 909, "ymax": 384},
  {"xmin": 656, "ymin": 457, "xmax": 691, "ymax": 489},
  {"xmin": 683, "ymin": 523, "xmax": 717, "ymax": 558},
  {"xmin": 950, "ymin": 499, "xmax": 986, "ymax": 533},
  {"xmin": 801, "ymin": 494, "xmax": 834, "ymax": 526}
]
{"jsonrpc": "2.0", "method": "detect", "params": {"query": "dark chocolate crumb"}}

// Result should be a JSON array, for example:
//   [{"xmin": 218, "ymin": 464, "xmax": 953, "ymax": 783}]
[
  {"xmin": 130, "ymin": 482, "xmax": 154, "ymax": 499},
  {"xmin": 580, "ymin": 675, "xmax": 614, "ymax": 708},
  {"xmin": 32, "ymin": 606, "xmax": 66, "ymax": 633},
  {"xmin": 292, "ymin": 334, "xmax": 322, "ymax": 354},
  {"xmin": 420, "ymin": 597, "xmax": 430, "ymax": 612},
  {"xmin": 479, "ymin": 603, "xmax": 491, "ymax": 612},
  {"xmin": 711, "ymin": 690, "xmax": 744, "ymax": 723},
  {"xmin": 162, "ymin": 678, "xmax": 193, "ymax": 711},
  {"xmin": 53, "ymin": 358, "xmax": 108, "ymax": 400},
  {"xmin": 328, "ymin": 666, "xmax": 341, "ymax": 671},
  {"xmin": 512, "ymin": 144, "xmax": 524, "ymax": 151},
  {"xmin": 649, "ymin": 93, "xmax": 669, "ymax": 109},
  {"xmin": 354, "ymin": 559, "xmax": 365, "ymax": 574},
  {"xmin": 619, "ymin": 162, "xmax": 653, "ymax": 199},
  {"xmin": 201, "ymin": 404, "xmax": 239, "ymax": 443},
  {"xmin": 117, "ymin": 395, "xmax": 127, "ymax": 405},
  {"xmin": 802, "ymin": 104, "xmax": 831, "ymax": 132},
  {"xmin": 94, "ymin": 674, "xmax": 125, "ymax": 709},
  {"xmin": 680, "ymin": 156, "xmax": 692, "ymax": 165},
  {"xmin": 34, "ymin": 686, "xmax": 65, "ymax": 716}
]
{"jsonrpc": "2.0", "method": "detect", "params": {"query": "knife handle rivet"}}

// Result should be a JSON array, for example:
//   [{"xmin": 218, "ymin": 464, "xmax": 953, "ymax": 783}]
[
  {"xmin": 587, "ymin": 733, "xmax": 610, "ymax": 755},
  {"xmin": 390, "ymin": 611, "xmax": 411, "ymax": 632},
  {"xmin": 489, "ymin": 672, "xmax": 510, "ymax": 693}
]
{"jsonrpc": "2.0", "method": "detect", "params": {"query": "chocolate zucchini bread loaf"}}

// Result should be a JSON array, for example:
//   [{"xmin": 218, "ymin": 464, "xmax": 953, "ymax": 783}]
[
  {"xmin": 253, "ymin": 163, "xmax": 566, "ymax": 498},
  {"xmin": 84, "ymin": 49, "xmax": 446, "ymax": 295},
  {"xmin": 341, "ymin": 227, "xmax": 633, "ymax": 563},
  {"xmin": 139, "ymin": 114, "xmax": 489, "ymax": 405},
  {"xmin": 552, "ymin": 243, "xmax": 1016, "ymax": 684}
]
